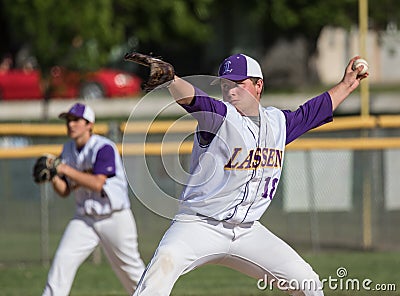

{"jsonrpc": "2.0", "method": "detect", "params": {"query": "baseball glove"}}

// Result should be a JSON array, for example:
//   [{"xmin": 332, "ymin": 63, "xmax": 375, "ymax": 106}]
[
  {"xmin": 124, "ymin": 52, "xmax": 175, "ymax": 92},
  {"xmin": 33, "ymin": 154, "xmax": 61, "ymax": 183}
]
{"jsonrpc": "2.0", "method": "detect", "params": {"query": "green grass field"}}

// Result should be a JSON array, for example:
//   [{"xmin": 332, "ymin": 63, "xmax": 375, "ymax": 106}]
[
  {"xmin": 1, "ymin": 198, "xmax": 399, "ymax": 295},
  {"xmin": 1, "ymin": 251, "xmax": 399, "ymax": 296},
  {"xmin": 1, "ymin": 184, "xmax": 399, "ymax": 295}
]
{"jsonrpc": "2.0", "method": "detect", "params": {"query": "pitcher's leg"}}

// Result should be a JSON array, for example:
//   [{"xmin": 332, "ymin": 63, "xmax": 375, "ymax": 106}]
[
  {"xmin": 134, "ymin": 218, "xmax": 232, "ymax": 296},
  {"xmin": 42, "ymin": 218, "xmax": 99, "ymax": 296},
  {"xmin": 96, "ymin": 209, "xmax": 145, "ymax": 294},
  {"xmin": 227, "ymin": 222, "xmax": 323, "ymax": 296}
]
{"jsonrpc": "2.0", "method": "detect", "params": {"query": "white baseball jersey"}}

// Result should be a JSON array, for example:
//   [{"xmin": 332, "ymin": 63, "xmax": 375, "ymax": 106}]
[
  {"xmin": 43, "ymin": 134, "xmax": 145, "ymax": 296},
  {"xmin": 179, "ymin": 103, "xmax": 286, "ymax": 223},
  {"xmin": 176, "ymin": 89, "xmax": 332, "ymax": 224},
  {"xmin": 61, "ymin": 134, "xmax": 130, "ymax": 215}
]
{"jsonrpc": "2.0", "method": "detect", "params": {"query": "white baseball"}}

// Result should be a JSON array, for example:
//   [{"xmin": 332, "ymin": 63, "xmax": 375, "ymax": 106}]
[{"xmin": 352, "ymin": 58, "xmax": 369, "ymax": 75}]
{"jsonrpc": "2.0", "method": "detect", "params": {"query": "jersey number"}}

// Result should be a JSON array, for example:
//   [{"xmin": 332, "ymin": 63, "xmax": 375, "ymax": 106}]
[{"xmin": 262, "ymin": 177, "xmax": 279, "ymax": 200}]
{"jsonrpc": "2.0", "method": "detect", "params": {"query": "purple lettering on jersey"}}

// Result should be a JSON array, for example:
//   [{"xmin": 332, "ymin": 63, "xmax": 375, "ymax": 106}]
[
  {"xmin": 274, "ymin": 150, "xmax": 283, "ymax": 168},
  {"xmin": 224, "ymin": 147, "xmax": 283, "ymax": 170},
  {"xmin": 93, "ymin": 144, "xmax": 116, "ymax": 177},
  {"xmin": 179, "ymin": 87, "xmax": 227, "ymax": 145},
  {"xmin": 262, "ymin": 177, "xmax": 271, "ymax": 198},
  {"xmin": 260, "ymin": 148, "xmax": 283, "ymax": 169},
  {"xmin": 261, "ymin": 148, "xmax": 269, "ymax": 167},
  {"xmin": 266, "ymin": 149, "xmax": 276, "ymax": 167},
  {"xmin": 224, "ymin": 147, "xmax": 242, "ymax": 169},
  {"xmin": 282, "ymin": 92, "xmax": 333, "ymax": 144},
  {"xmin": 236, "ymin": 149, "xmax": 254, "ymax": 169},
  {"xmin": 252, "ymin": 147, "xmax": 262, "ymax": 168},
  {"xmin": 262, "ymin": 177, "xmax": 279, "ymax": 199}
]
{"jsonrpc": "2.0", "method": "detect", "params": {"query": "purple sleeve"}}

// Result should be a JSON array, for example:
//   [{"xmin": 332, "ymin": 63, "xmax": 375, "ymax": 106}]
[
  {"xmin": 93, "ymin": 144, "xmax": 116, "ymax": 177},
  {"xmin": 179, "ymin": 87, "xmax": 227, "ymax": 145},
  {"xmin": 282, "ymin": 92, "xmax": 333, "ymax": 144}
]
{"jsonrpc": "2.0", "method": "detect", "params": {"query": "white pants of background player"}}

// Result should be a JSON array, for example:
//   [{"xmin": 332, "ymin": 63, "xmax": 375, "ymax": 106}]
[
  {"xmin": 133, "ymin": 214, "xmax": 323, "ymax": 296},
  {"xmin": 42, "ymin": 209, "xmax": 145, "ymax": 296}
]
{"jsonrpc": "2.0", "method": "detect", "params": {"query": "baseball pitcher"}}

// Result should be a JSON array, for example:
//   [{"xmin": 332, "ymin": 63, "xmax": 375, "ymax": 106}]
[{"xmin": 124, "ymin": 52, "xmax": 368, "ymax": 295}]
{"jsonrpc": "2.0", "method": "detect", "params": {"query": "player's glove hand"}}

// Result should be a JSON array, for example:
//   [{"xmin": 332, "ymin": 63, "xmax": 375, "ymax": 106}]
[
  {"xmin": 32, "ymin": 154, "xmax": 62, "ymax": 183},
  {"xmin": 124, "ymin": 52, "xmax": 175, "ymax": 92}
]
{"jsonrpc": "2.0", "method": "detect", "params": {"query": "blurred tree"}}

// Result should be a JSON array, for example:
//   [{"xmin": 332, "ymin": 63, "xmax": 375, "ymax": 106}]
[
  {"xmin": 115, "ymin": 0, "xmax": 212, "ymax": 44},
  {"xmin": 196, "ymin": 0, "xmax": 360, "ymax": 86},
  {"xmin": 369, "ymin": 0, "xmax": 400, "ymax": 30},
  {"xmin": 208, "ymin": 0, "xmax": 359, "ymax": 58},
  {"xmin": 112, "ymin": 0, "xmax": 214, "ymax": 76},
  {"xmin": 2, "ymin": 0, "xmax": 123, "ymax": 71},
  {"xmin": 1, "ymin": 0, "xmax": 215, "ymax": 76},
  {"xmin": 0, "ymin": 0, "xmax": 398, "ymax": 79}
]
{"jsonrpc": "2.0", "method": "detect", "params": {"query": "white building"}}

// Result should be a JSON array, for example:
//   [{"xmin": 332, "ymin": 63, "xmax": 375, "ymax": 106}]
[{"xmin": 316, "ymin": 25, "xmax": 400, "ymax": 84}]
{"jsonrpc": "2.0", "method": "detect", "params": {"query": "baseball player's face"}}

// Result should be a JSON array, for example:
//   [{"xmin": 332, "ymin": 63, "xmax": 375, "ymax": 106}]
[
  {"xmin": 221, "ymin": 78, "xmax": 261, "ymax": 116},
  {"xmin": 66, "ymin": 116, "xmax": 92, "ymax": 142}
]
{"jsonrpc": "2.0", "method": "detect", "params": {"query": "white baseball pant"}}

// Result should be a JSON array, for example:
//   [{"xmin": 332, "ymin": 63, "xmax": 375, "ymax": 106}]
[
  {"xmin": 133, "ymin": 215, "xmax": 323, "ymax": 296},
  {"xmin": 42, "ymin": 209, "xmax": 145, "ymax": 296}
]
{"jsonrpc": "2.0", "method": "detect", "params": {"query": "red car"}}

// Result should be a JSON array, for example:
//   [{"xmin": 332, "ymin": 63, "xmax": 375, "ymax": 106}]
[{"xmin": 0, "ymin": 66, "xmax": 142, "ymax": 100}]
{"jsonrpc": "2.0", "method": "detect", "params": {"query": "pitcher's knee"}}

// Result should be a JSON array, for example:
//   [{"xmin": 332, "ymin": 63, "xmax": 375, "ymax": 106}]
[
  {"xmin": 145, "ymin": 247, "xmax": 182, "ymax": 283},
  {"xmin": 134, "ymin": 249, "xmax": 181, "ymax": 296},
  {"xmin": 156, "ymin": 250, "xmax": 177, "ymax": 274}
]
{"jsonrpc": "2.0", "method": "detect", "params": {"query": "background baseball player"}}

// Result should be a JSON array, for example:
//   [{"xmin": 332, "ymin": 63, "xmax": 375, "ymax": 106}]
[
  {"xmin": 33, "ymin": 103, "xmax": 145, "ymax": 296},
  {"xmin": 125, "ymin": 53, "xmax": 368, "ymax": 295}
]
